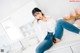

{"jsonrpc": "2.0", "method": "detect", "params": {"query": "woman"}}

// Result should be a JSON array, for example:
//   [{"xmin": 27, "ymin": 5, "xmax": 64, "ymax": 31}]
[{"xmin": 32, "ymin": 7, "xmax": 80, "ymax": 53}]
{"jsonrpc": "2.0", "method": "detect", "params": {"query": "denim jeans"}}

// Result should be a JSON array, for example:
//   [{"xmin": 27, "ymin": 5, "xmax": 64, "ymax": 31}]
[
  {"xmin": 36, "ymin": 32, "xmax": 53, "ymax": 53},
  {"xmin": 36, "ymin": 19, "xmax": 80, "ymax": 53},
  {"xmin": 54, "ymin": 19, "xmax": 80, "ymax": 39}
]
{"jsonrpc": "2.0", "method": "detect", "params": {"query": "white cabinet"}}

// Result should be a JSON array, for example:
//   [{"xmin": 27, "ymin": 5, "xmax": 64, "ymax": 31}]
[
  {"xmin": 9, "ymin": 41, "xmax": 23, "ymax": 53},
  {"xmin": 46, "ymin": 47, "xmax": 72, "ymax": 53},
  {"xmin": 71, "ymin": 43, "xmax": 80, "ymax": 53}
]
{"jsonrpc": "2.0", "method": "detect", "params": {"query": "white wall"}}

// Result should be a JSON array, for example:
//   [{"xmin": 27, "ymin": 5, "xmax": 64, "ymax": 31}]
[
  {"xmin": 0, "ymin": 0, "xmax": 31, "ymax": 21},
  {"xmin": 10, "ymin": 0, "xmax": 37, "ymax": 27},
  {"xmin": 35, "ymin": 0, "xmax": 80, "ymax": 20},
  {"xmin": 0, "ymin": 0, "xmax": 37, "ymax": 27}
]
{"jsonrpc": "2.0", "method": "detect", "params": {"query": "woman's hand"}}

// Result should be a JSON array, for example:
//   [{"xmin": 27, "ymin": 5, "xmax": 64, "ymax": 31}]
[{"xmin": 32, "ymin": 19, "xmax": 36, "ymax": 23}]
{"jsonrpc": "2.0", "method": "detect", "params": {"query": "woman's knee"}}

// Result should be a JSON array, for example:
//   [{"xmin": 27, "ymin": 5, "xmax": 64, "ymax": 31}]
[
  {"xmin": 57, "ymin": 19, "xmax": 64, "ymax": 23},
  {"xmin": 57, "ymin": 19, "xmax": 65, "ymax": 24},
  {"xmin": 36, "ymin": 47, "xmax": 43, "ymax": 53}
]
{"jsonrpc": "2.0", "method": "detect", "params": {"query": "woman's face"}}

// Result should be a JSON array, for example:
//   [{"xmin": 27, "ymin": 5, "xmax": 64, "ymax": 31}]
[{"xmin": 33, "ymin": 12, "xmax": 43, "ymax": 20}]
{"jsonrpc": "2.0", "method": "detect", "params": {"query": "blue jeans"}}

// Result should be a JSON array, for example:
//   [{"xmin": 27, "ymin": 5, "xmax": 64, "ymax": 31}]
[{"xmin": 36, "ymin": 19, "xmax": 80, "ymax": 53}]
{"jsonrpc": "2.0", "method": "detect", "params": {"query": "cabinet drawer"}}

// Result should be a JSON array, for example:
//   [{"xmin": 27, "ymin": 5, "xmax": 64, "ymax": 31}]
[
  {"xmin": 71, "ymin": 43, "xmax": 80, "ymax": 53},
  {"xmin": 46, "ymin": 47, "xmax": 72, "ymax": 53}
]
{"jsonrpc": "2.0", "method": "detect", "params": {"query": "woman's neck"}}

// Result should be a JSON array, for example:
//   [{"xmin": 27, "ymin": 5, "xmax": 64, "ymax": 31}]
[{"xmin": 41, "ymin": 16, "xmax": 47, "ymax": 22}]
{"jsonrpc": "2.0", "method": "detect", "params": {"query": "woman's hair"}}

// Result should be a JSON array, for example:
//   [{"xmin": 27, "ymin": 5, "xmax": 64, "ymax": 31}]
[
  {"xmin": 32, "ymin": 7, "xmax": 44, "ymax": 22},
  {"xmin": 32, "ymin": 7, "xmax": 44, "ymax": 16}
]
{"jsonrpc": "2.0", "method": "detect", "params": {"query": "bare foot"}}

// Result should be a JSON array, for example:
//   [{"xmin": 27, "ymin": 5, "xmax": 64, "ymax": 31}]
[{"xmin": 55, "ymin": 38, "xmax": 61, "ymax": 43}]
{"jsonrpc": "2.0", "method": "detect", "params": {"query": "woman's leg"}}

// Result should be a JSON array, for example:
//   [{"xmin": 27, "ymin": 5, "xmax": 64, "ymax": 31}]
[
  {"xmin": 54, "ymin": 19, "xmax": 80, "ymax": 39},
  {"xmin": 36, "ymin": 33, "xmax": 53, "ymax": 53}
]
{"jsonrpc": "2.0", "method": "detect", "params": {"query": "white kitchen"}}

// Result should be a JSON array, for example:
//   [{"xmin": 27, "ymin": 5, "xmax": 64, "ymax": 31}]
[{"xmin": 0, "ymin": 0, "xmax": 80, "ymax": 53}]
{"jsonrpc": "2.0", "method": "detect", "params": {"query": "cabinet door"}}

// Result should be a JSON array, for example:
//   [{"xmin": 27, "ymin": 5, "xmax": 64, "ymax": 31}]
[
  {"xmin": 46, "ymin": 47, "xmax": 72, "ymax": 53},
  {"xmin": 71, "ymin": 43, "xmax": 80, "ymax": 53},
  {"xmin": 1, "ymin": 18, "xmax": 24, "ymax": 42}
]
